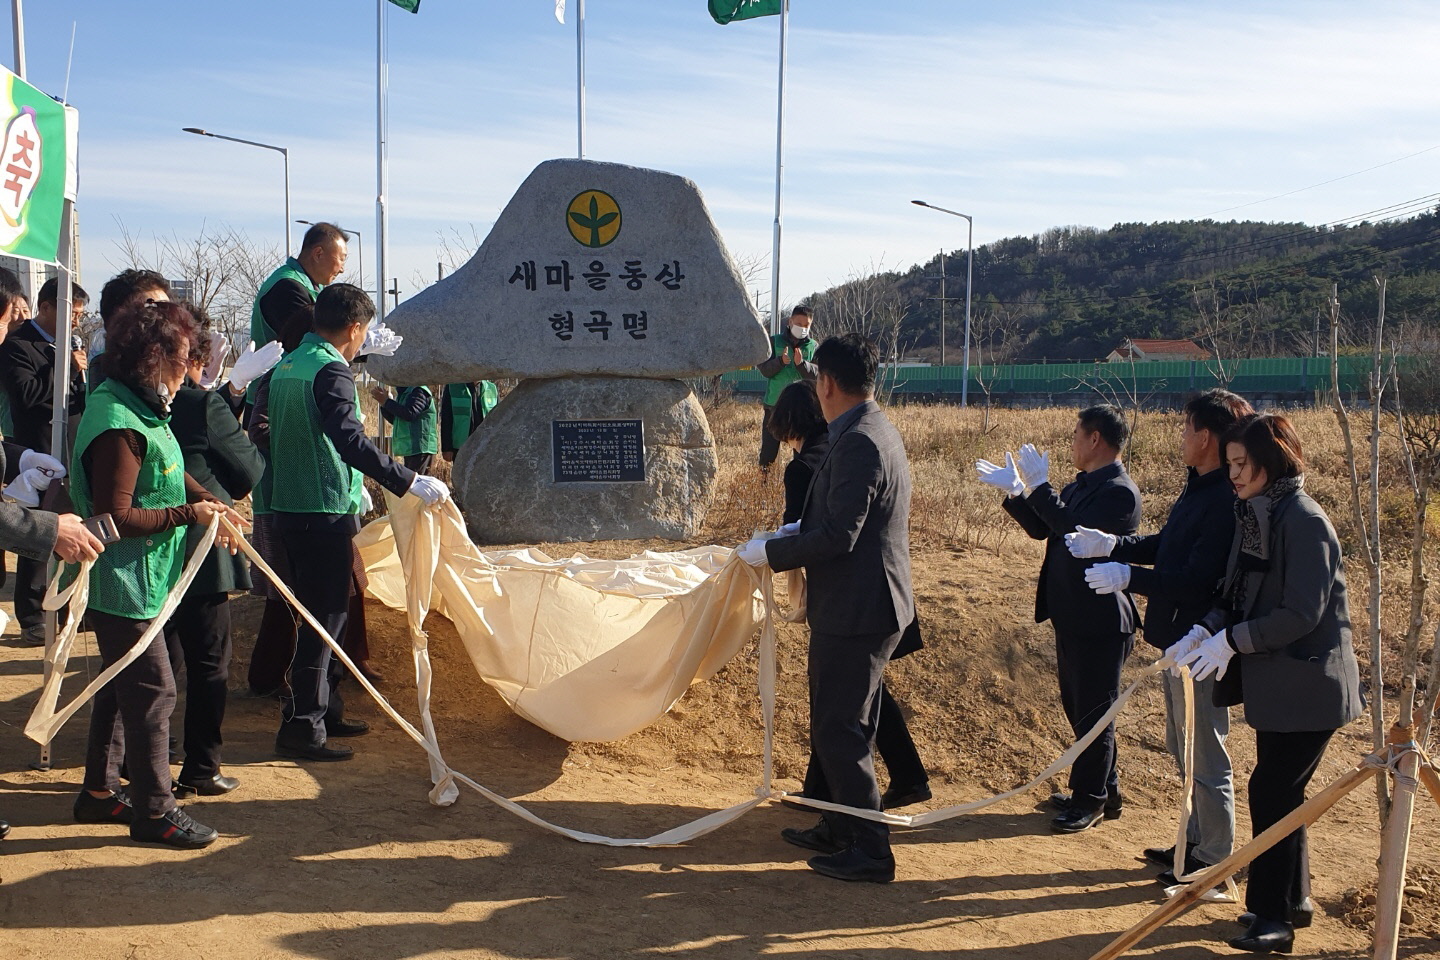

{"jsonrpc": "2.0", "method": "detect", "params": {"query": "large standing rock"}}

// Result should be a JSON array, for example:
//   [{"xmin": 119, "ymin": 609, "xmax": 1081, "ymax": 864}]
[
  {"xmin": 456, "ymin": 376, "xmax": 716, "ymax": 543},
  {"xmin": 368, "ymin": 158, "xmax": 769, "ymax": 385}
]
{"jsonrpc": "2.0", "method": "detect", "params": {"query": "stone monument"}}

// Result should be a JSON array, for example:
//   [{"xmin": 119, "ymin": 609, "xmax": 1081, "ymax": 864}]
[{"xmin": 369, "ymin": 158, "xmax": 769, "ymax": 542}]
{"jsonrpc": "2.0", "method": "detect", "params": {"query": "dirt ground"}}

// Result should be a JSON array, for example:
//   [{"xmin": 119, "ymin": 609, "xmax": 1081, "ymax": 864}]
[{"xmin": 1, "ymin": 402, "xmax": 1438, "ymax": 959}]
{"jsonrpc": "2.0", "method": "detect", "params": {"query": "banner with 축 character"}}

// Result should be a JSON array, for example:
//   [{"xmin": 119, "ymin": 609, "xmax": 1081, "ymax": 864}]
[{"xmin": 0, "ymin": 66, "xmax": 77, "ymax": 264}]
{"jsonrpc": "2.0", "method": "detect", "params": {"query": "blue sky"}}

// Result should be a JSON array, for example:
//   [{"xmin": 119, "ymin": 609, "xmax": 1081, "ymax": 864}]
[{"xmin": 15, "ymin": 0, "xmax": 1440, "ymax": 313}]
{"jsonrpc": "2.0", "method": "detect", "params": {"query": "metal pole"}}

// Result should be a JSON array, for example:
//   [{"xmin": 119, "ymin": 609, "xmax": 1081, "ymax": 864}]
[
  {"xmin": 10, "ymin": 0, "xmax": 25, "ymax": 78},
  {"xmin": 939, "ymin": 250, "xmax": 946, "ymax": 368},
  {"xmin": 576, "ymin": 0, "xmax": 586, "ymax": 158},
  {"xmin": 963, "ymin": 216, "xmax": 973, "ymax": 408},
  {"xmin": 769, "ymin": 0, "xmax": 790, "ymax": 333},
  {"xmin": 282, "ymin": 148, "xmax": 291, "ymax": 257},
  {"xmin": 376, "ymin": 0, "xmax": 389, "ymax": 319}
]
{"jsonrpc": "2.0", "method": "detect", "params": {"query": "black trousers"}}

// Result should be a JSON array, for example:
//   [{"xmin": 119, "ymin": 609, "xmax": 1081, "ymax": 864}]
[
  {"xmin": 808, "ymin": 627, "xmax": 903, "ymax": 858},
  {"xmin": 14, "ymin": 554, "xmax": 47, "ymax": 631},
  {"xmin": 1246, "ymin": 728, "xmax": 1334, "ymax": 923},
  {"xmin": 277, "ymin": 526, "xmax": 352, "ymax": 746},
  {"xmin": 1054, "ymin": 628, "xmax": 1132, "ymax": 810},
  {"xmin": 802, "ymin": 682, "xmax": 927, "ymax": 801},
  {"xmin": 403, "ymin": 453, "xmax": 434, "ymax": 476},
  {"xmin": 83, "ymin": 610, "xmax": 177, "ymax": 818},
  {"xmin": 758, "ymin": 405, "xmax": 781, "ymax": 468},
  {"xmin": 163, "ymin": 592, "xmax": 231, "ymax": 782}
]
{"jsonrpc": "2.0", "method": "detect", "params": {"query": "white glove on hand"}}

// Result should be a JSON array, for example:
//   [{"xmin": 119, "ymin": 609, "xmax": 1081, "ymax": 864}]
[
  {"xmin": 1016, "ymin": 443, "xmax": 1050, "ymax": 494},
  {"xmin": 228, "ymin": 340, "xmax": 285, "ymax": 392},
  {"xmin": 1065, "ymin": 525, "xmax": 1117, "ymax": 559},
  {"xmin": 736, "ymin": 537, "xmax": 770, "ymax": 566},
  {"xmin": 359, "ymin": 485, "xmax": 375, "ymax": 514},
  {"xmin": 1164, "ymin": 628, "xmax": 1209, "ymax": 677},
  {"xmin": 18, "ymin": 450, "xmax": 65, "ymax": 480},
  {"xmin": 4, "ymin": 467, "xmax": 55, "ymax": 507},
  {"xmin": 976, "ymin": 452, "xmax": 1025, "ymax": 498},
  {"xmin": 775, "ymin": 521, "xmax": 801, "ymax": 537},
  {"xmin": 198, "ymin": 332, "xmax": 230, "ymax": 389},
  {"xmin": 408, "ymin": 474, "xmax": 450, "ymax": 506},
  {"xmin": 1083, "ymin": 561, "xmax": 1131, "ymax": 595},
  {"xmin": 1177, "ymin": 628, "xmax": 1235, "ymax": 682},
  {"xmin": 359, "ymin": 321, "xmax": 404, "ymax": 358}
]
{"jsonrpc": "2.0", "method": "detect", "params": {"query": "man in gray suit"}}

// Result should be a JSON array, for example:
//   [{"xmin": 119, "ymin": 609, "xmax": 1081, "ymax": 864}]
[{"xmin": 738, "ymin": 332, "xmax": 913, "ymax": 883}]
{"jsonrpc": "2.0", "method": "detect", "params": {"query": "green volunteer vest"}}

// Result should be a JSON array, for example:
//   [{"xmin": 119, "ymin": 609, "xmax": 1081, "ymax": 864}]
[
  {"xmin": 762, "ymin": 333, "xmax": 817, "ymax": 405},
  {"xmin": 445, "ymin": 383, "xmax": 474, "ymax": 447},
  {"xmin": 267, "ymin": 333, "xmax": 364, "ymax": 515},
  {"xmin": 478, "ymin": 380, "xmax": 499, "ymax": 416},
  {"xmin": 390, "ymin": 386, "xmax": 438, "ymax": 457},
  {"xmin": 0, "ymin": 388, "xmax": 12, "ymax": 435},
  {"xmin": 70, "ymin": 380, "xmax": 187, "ymax": 620},
  {"xmin": 248, "ymin": 258, "xmax": 320, "ymax": 402}
]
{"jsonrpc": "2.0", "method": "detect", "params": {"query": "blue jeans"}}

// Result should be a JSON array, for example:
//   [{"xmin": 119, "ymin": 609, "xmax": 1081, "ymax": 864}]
[{"xmin": 1162, "ymin": 670, "xmax": 1236, "ymax": 867}]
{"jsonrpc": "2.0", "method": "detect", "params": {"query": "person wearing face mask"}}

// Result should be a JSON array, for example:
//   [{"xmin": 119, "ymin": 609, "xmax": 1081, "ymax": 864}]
[
  {"xmin": 755, "ymin": 305, "xmax": 817, "ymax": 471},
  {"xmin": 69, "ymin": 299, "xmax": 247, "ymax": 849},
  {"xmin": 1175, "ymin": 413, "xmax": 1363, "ymax": 955}
]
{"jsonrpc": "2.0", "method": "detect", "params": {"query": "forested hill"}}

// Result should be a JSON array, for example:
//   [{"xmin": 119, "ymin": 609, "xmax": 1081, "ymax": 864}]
[{"xmin": 803, "ymin": 210, "xmax": 1440, "ymax": 363}]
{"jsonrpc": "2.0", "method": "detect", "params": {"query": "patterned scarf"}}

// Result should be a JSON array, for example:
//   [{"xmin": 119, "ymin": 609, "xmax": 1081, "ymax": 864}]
[{"xmin": 1225, "ymin": 474, "xmax": 1304, "ymax": 616}]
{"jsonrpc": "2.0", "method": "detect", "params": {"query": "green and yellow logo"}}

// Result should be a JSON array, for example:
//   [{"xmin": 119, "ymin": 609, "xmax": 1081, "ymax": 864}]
[{"xmin": 566, "ymin": 189, "xmax": 621, "ymax": 248}]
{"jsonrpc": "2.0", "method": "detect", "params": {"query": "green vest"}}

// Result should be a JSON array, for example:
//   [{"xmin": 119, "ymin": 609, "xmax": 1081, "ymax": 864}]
[
  {"xmin": 762, "ymin": 333, "xmax": 817, "ymax": 405},
  {"xmin": 478, "ymin": 380, "xmax": 499, "ymax": 416},
  {"xmin": 71, "ymin": 381, "xmax": 187, "ymax": 620},
  {"xmin": 444, "ymin": 383, "xmax": 474, "ymax": 448},
  {"xmin": 248, "ymin": 258, "xmax": 320, "ymax": 402},
  {"xmin": 0, "ymin": 387, "xmax": 12, "ymax": 435},
  {"xmin": 267, "ymin": 333, "xmax": 364, "ymax": 515},
  {"xmin": 390, "ymin": 386, "xmax": 438, "ymax": 457}
]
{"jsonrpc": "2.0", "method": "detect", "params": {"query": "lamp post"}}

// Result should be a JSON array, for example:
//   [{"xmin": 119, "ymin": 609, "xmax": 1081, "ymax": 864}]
[
  {"xmin": 912, "ymin": 199, "xmax": 973, "ymax": 407},
  {"xmin": 296, "ymin": 220, "xmax": 364, "ymax": 297},
  {"xmin": 184, "ymin": 127, "xmax": 292, "ymax": 256}
]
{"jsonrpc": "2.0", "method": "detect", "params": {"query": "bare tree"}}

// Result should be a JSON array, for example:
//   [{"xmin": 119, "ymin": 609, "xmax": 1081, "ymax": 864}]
[{"xmin": 808, "ymin": 261, "xmax": 910, "ymax": 402}]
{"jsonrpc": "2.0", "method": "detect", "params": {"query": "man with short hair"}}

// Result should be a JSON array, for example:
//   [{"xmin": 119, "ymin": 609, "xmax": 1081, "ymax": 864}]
[
  {"xmin": 740, "ymin": 332, "xmax": 914, "ymax": 883},
  {"xmin": 0, "ymin": 277, "xmax": 91, "ymax": 646},
  {"xmin": 979, "ymin": 405, "xmax": 1142, "ymax": 833},
  {"xmin": 755, "ymin": 305, "xmax": 817, "ymax": 470},
  {"xmin": 1067, "ymin": 389, "xmax": 1252, "ymax": 883},
  {"xmin": 267, "ymin": 283, "xmax": 446, "ymax": 762},
  {"xmin": 252, "ymin": 222, "xmax": 348, "ymax": 356}
]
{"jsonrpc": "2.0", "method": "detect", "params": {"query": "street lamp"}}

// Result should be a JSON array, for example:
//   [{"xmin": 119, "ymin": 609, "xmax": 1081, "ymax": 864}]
[
  {"xmin": 183, "ymin": 127, "xmax": 292, "ymax": 256},
  {"xmin": 296, "ymin": 220, "xmax": 364, "ymax": 296},
  {"xmin": 912, "ymin": 200, "xmax": 974, "ymax": 408}
]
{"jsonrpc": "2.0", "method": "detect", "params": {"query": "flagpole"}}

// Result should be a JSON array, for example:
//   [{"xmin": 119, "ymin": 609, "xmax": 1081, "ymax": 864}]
[
  {"xmin": 769, "ymin": 0, "xmax": 789, "ymax": 334},
  {"xmin": 576, "ymin": 0, "xmax": 586, "ymax": 158},
  {"xmin": 376, "ymin": 0, "xmax": 390, "ymax": 319},
  {"xmin": 10, "ymin": 0, "xmax": 25, "ymax": 77}
]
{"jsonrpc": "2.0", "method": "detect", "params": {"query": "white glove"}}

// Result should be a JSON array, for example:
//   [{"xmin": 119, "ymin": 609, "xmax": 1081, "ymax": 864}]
[
  {"xmin": 975, "ymin": 452, "xmax": 1025, "ymax": 498},
  {"xmin": 775, "ymin": 521, "xmax": 801, "ymax": 537},
  {"xmin": 228, "ymin": 340, "xmax": 284, "ymax": 392},
  {"xmin": 197, "ymin": 332, "xmax": 230, "ymax": 389},
  {"xmin": 1177, "ymin": 628, "xmax": 1236, "ymax": 682},
  {"xmin": 18, "ymin": 450, "xmax": 65, "ymax": 480},
  {"xmin": 1016, "ymin": 443, "xmax": 1050, "ymax": 494},
  {"xmin": 4, "ymin": 467, "xmax": 54, "ymax": 507},
  {"xmin": 1083, "ymin": 561, "xmax": 1131, "ymax": 595},
  {"xmin": 359, "ymin": 484, "xmax": 374, "ymax": 514},
  {"xmin": 1065, "ymin": 525, "xmax": 1117, "ymax": 559},
  {"xmin": 736, "ymin": 537, "xmax": 770, "ymax": 566},
  {"xmin": 407, "ymin": 474, "xmax": 450, "ymax": 506},
  {"xmin": 1164, "ymin": 628, "xmax": 1209, "ymax": 677},
  {"xmin": 88, "ymin": 327, "xmax": 106, "ymax": 362},
  {"xmin": 359, "ymin": 321, "xmax": 403, "ymax": 358}
]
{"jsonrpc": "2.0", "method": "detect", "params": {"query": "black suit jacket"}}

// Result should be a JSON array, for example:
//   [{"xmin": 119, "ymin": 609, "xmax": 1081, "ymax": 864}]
[
  {"xmin": 765, "ymin": 400, "xmax": 914, "ymax": 638},
  {"xmin": 1002, "ymin": 461, "xmax": 1142, "ymax": 636},
  {"xmin": 0, "ymin": 321, "xmax": 87, "ymax": 454}
]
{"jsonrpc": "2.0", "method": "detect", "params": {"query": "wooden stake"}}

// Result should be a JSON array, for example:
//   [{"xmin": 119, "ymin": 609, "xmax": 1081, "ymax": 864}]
[
  {"xmin": 1088, "ymin": 761, "xmax": 1381, "ymax": 960},
  {"xmin": 1420, "ymin": 762, "xmax": 1440, "ymax": 813},
  {"xmin": 1373, "ymin": 734, "xmax": 1420, "ymax": 960}
]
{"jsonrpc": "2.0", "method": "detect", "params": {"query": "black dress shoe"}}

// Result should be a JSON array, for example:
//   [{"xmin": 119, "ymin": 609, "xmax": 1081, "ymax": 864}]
[
  {"xmin": 1227, "ymin": 916, "xmax": 1294, "ymax": 954},
  {"xmin": 0, "ymin": 818, "xmax": 9, "ymax": 839},
  {"xmin": 781, "ymin": 819, "xmax": 844, "ymax": 855},
  {"xmin": 1051, "ymin": 805, "xmax": 1107, "ymax": 833},
  {"xmin": 173, "ymin": 774, "xmax": 240, "ymax": 798},
  {"xmin": 74, "ymin": 789, "xmax": 135, "ymax": 825},
  {"xmin": 1238, "ymin": 897, "xmax": 1313, "ymax": 930},
  {"xmin": 275, "ymin": 737, "xmax": 354, "ymax": 762},
  {"xmin": 807, "ymin": 846, "xmax": 895, "ymax": 883},
  {"xmin": 1143, "ymin": 844, "xmax": 1175, "ymax": 866},
  {"xmin": 1049, "ymin": 790, "xmax": 1123, "ymax": 819},
  {"xmin": 1156, "ymin": 851, "xmax": 1215, "ymax": 886},
  {"xmin": 130, "ymin": 807, "xmax": 218, "ymax": 850},
  {"xmin": 880, "ymin": 782, "xmax": 932, "ymax": 810},
  {"xmin": 324, "ymin": 717, "xmax": 370, "ymax": 738}
]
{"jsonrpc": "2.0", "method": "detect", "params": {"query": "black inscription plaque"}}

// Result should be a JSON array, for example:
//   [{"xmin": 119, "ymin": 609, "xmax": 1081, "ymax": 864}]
[{"xmin": 552, "ymin": 419, "xmax": 646, "ymax": 483}]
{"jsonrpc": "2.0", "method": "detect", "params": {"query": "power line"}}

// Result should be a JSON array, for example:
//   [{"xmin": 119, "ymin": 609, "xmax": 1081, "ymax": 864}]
[{"xmin": 1201, "ymin": 144, "xmax": 1440, "ymax": 217}]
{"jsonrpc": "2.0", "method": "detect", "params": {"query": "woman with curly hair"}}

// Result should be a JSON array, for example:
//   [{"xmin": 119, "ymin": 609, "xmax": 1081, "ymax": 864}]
[{"xmin": 70, "ymin": 299, "xmax": 245, "ymax": 849}]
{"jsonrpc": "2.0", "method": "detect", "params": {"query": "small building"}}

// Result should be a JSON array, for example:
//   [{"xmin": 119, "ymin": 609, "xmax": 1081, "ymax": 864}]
[{"xmin": 1106, "ymin": 338, "xmax": 1211, "ymax": 363}]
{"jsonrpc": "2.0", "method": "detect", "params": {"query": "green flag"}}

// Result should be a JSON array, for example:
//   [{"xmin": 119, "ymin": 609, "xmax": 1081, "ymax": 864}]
[
  {"xmin": 387, "ymin": 0, "xmax": 420, "ymax": 12},
  {"xmin": 0, "ymin": 67, "xmax": 74, "ymax": 263},
  {"xmin": 709, "ymin": 0, "xmax": 782, "ymax": 25}
]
